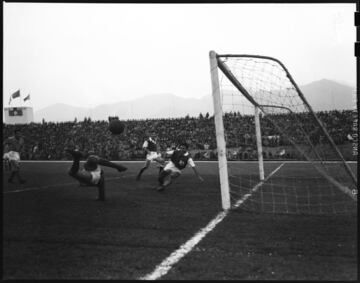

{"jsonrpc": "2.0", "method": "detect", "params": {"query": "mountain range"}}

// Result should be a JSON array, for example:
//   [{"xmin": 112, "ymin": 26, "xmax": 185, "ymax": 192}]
[{"xmin": 33, "ymin": 79, "xmax": 355, "ymax": 122}]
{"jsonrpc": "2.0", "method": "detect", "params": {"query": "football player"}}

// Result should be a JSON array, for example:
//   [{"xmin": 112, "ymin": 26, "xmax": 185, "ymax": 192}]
[
  {"xmin": 136, "ymin": 131, "xmax": 165, "ymax": 181},
  {"xmin": 156, "ymin": 142, "xmax": 204, "ymax": 191},
  {"xmin": 66, "ymin": 149, "xmax": 127, "ymax": 201},
  {"xmin": 3, "ymin": 128, "xmax": 26, "ymax": 184}
]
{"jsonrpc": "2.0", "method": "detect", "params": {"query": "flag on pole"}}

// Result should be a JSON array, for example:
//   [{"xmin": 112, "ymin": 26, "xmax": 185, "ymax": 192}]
[
  {"xmin": 9, "ymin": 89, "xmax": 20, "ymax": 105},
  {"xmin": 24, "ymin": 94, "xmax": 30, "ymax": 102}
]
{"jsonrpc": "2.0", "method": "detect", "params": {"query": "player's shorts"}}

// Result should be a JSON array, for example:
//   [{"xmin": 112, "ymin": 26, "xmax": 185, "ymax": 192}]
[
  {"xmin": 163, "ymin": 161, "xmax": 182, "ymax": 176},
  {"xmin": 89, "ymin": 166, "xmax": 102, "ymax": 185},
  {"xmin": 3, "ymin": 151, "xmax": 20, "ymax": 161},
  {"xmin": 146, "ymin": 151, "xmax": 162, "ymax": 162},
  {"xmin": 3, "ymin": 151, "xmax": 20, "ymax": 170},
  {"xmin": 80, "ymin": 166, "xmax": 102, "ymax": 185}
]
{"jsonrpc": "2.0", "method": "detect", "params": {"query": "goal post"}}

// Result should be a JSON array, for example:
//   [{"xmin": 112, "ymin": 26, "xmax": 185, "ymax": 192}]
[
  {"xmin": 209, "ymin": 50, "xmax": 231, "ymax": 210},
  {"xmin": 254, "ymin": 106, "xmax": 265, "ymax": 181},
  {"xmin": 209, "ymin": 50, "xmax": 357, "ymax": 213}
]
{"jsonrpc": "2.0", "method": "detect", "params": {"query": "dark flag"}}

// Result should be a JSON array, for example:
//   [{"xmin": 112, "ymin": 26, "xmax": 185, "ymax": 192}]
[
  {"xmin": 23, "ymin": 94, "xmax": 30, "ymax": 102},
  {"xmin": 9, "ymin": 90, "xmax": 20, "ymax": 105}
]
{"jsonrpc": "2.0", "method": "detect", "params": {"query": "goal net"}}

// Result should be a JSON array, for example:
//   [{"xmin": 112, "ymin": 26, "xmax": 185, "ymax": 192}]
[{"xmin": 209, "ymin": 51, "xmax": 357, "ymax": 214}]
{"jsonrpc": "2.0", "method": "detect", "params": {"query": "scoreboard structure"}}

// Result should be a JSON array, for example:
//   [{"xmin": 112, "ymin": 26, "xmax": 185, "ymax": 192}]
[{"xmin": 4, "ymin": 107, "xmax": 34, "ymax": 124}]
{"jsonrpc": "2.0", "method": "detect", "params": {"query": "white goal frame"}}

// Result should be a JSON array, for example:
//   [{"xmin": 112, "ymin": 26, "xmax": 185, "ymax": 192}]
[{"xmin": 209, "ymin": 50, "xmax": 357, "ymax": 210}]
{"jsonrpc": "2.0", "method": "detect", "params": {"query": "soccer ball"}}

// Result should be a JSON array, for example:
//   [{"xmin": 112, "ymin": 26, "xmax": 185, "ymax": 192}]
[{"xmin": 108, "ymin": 119, "xmax": 125, "ymax": 135}]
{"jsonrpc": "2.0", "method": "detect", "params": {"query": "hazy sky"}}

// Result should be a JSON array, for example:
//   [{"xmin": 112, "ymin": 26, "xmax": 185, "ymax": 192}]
[{"xmin": 3, "ymin": 3, "xmax": 356, "ymax": 111}]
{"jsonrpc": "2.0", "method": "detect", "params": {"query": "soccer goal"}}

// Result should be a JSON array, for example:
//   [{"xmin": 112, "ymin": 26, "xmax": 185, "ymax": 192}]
[{"xmin": 209, "ymin": 51, "xmax": 357, "ymax": 214}]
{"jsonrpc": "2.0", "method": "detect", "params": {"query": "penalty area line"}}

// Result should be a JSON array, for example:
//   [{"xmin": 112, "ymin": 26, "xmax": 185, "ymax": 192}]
[{"xmin": 138, "ymin": 163, "xmax": 285, "ymax": 280}]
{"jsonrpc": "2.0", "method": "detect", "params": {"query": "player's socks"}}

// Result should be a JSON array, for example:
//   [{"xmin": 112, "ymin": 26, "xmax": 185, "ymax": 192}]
[
  {"xmin": 158, "ymin": 170, "xmax": 170, "ymax": 185},
  {"xmin": 136, "ymin": 172, "xmax": 142, "ymax": 180},
  {"xmin": 8, "ymin": 172, "xmax": 15, "ymax": 183},
  {"xmin": 136, "ymin": 168, "xmax": 146, "ymax": 180},
  {"xmin": 69, "ymin": 159, "xmax": 80, "ymax": 175},
  {"xmin": 4, "ymin": 160, "xmax": 10, "ymax": 171},
  {"xmin": 67, "ymin": 150, "xmax": 83, "ymax": 176},
  {"xmin": 96, "ymin": 188, "xmax": 105, "ymax": 201},
  {"xmin": 16, "ymin": 172, "xmax": 26, "ymax": 184},
  {"xmin": 97, "ymin": 189, "xmax": 105, "ymax": 201},
  {"xmin": 116, "ymin": 164, "xmax": 127, "ymax": 172},
  {"xmin": 156, "ymin": 185, "xmax": 165, "ymax": 192},
  {"xmin": 96, "ymin": 173, "xmax": 105, "ymax": 201},
  {"xmin": 163, "ymin": 177, "xmax": 172, "ymax": 187}
]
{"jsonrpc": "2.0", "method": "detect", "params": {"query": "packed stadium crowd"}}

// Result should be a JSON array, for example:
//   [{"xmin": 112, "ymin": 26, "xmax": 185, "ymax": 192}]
[{"xmin": 2, "ymin": 110, "xmax": 355, "ymax": 161}]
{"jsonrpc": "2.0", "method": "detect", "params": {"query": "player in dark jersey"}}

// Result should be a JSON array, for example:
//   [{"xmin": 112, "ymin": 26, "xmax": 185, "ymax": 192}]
[
  {"xmin": 3, "ymin": 128, "xmax": 26, "ymax": 184},
  {"xmin": 136, "ymin": 132, "xmax": 165, "ymax": 181},
  {"xmin": 156, "ymin": 142, "xmax": 203, "ymax": 191},
  {"xmin": 66, "ymin": 149, "xmax": 127, "ymax": 201}
]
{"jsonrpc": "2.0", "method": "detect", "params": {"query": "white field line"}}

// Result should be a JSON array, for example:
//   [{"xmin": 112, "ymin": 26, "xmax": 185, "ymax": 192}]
[
  {"xmin": 3, "ymin": 174, "xmax": 136, "ymax": 194},
  {"xmin": 3, "ymin": 182, "xmax": 79, "ymax": 194},
  {"xmin": 138, "ymin": 163, "xmax": 285, "ymax": 280},
  {"xmin": 16, "ymin": 161, "xmax": 161, "ymax": 163}
]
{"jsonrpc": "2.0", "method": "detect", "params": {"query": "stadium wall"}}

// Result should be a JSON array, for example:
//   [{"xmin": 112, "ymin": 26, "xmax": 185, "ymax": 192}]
[{"xmin": 3, "ymin": 107, "xmax": 34, "ymax": 124}]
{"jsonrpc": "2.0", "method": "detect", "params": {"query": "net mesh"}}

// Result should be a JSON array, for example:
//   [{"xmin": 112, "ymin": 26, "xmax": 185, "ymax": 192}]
[{"xmin": 217, "ymin": 55, "xmax": 357, "ymax": 214}]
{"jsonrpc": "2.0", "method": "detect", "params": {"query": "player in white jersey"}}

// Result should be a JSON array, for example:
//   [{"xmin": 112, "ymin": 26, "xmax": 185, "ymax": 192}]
[
  {"xmin": 156, "ymin": 142, "xmax": 204, "ymax": 191},
  {"xmin": 66, "ymin": 149, "xmax": 127, "ymax": 201},
  {"xmin": 136, "ymin": 132, "xmax": 165, "ymax": 181},
  {"xmin": 3, "ymin": 128, "xmax": 26, "ymax": 184}
]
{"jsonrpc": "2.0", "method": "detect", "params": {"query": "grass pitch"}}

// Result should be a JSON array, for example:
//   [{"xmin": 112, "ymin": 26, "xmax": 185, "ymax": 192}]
[{"xmin": 2, "ymin": 161, "xmax": 357, "ymax": 280}]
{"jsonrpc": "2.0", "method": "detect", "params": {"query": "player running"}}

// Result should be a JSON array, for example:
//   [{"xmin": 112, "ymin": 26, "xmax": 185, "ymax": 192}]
[
  {"xmin": 156, "ymin": 142, "xmax": 204, "ymax": 191},
  {"xmin": 66, "ymin": 149, "xmax": 127, "ymax": 201},
  {"xmin": 3, "ymin": 128, "xmax": 26, "ymax": 184},
  {"xmin": 136, "ymin": 131, "xmax": 165, "ymax": 181}
]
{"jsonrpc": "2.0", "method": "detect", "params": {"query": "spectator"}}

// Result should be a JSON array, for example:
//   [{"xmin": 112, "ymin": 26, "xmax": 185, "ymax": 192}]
[{"xmin": 2, "ymin": 110, "xmax": 354, "ymax": 161}]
